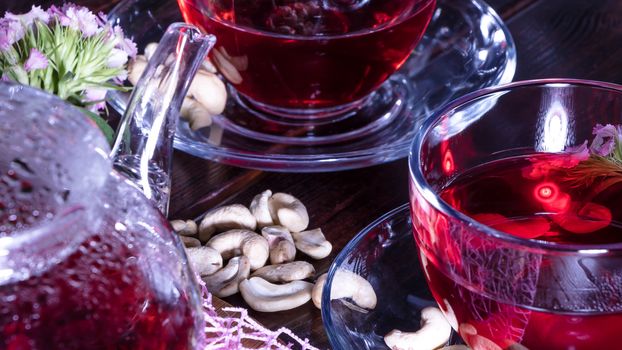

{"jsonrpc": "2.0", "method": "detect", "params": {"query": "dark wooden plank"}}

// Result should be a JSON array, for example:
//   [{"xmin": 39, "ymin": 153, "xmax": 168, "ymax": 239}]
[
  {"xmin": 506, "ymin": 0, "xmax": 622, "ymax": 82},
  {"xmin": 487, "ymin": 0, "xmax": 540, "ymax": 19}
]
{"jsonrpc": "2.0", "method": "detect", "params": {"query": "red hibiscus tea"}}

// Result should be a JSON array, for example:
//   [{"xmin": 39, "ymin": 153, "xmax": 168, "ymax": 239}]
[
  {"xmin": 177, "ymin": 0, "xmax": 436, "ymax": 110},
  {"xmin": 415, "ymin": 153, "xmax": 622, "ymax": 350},
  {"xmin": 0, "ymin": 229, "xmax": 198, "ymax": 350},
  {"xmin": 440, "ymin": 154, "xmax": 619, "ymax": 244},
  {"xmin": 0, "ymin": 170, "xmax": 202, "ymax": 349}
]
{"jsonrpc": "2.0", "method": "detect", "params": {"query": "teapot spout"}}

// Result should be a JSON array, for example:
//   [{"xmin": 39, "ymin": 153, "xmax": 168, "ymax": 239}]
[{"xmin": 111, "ymin": 23, "xmax": 215, "ymax": 216}]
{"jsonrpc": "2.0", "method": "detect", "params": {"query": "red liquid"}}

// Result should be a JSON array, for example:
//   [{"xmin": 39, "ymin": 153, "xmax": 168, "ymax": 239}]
[
  {"xmin": 414, "ymin": 154, "xmax": 622, "ymax": 350},
  {"xmin": 0, "ymin": 232, "xmax": 197, "ymax": 349},
  {"xmin": 178, "ymin": 0, "xmax": 436, "ymax": 109},
  {"xmin": 423, "ymin": 257, "xmax": 622, "ymax": 350}
]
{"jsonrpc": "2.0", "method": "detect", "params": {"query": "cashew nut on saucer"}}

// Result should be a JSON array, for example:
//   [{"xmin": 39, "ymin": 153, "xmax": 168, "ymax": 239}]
[
  {"xmin": 268, "ymin": 193, "xmax": 309, "ymax": 233},
  {"xmin": 128, "ymin": 42, "xmax": 227, "ymax": 131},
  {"xmin": 170, "ymin": 219, "xmax": 198, "ymax": 236},
  {"xmin": 261, "ymin": 225, "xmax": 296, "ymax": 265},
  {"xmin": 180, "ymin": 97, "xmax": 212, "ymax": 130},
  {"xmin": 202, "ymin": 256, "xmax": 250, "ymax": 298},
  {"xmin": 206, "ymin": 229, "xmax": 269, "ymax": 271},
  {"xmin": 384, "ymin": 307, "xmax": 452, "ymax": 350},
  {"xmin": 143, "ymin": 42, "xmax": 158, "ymax": 61},
  {"xmin": 292, "ymin": 228, "xmax": 332, "ymax": 259},
  {"xmin": 459, "ymin": 323, "xmax": 503, "ymax": 350},
  {"xmin": 127, "ymin": 55, "xmax": 147, "ymax": 86},
  {"xmin": 185, "ymin": 246, "xmax": 222, "ymax": 276},
  {"xmin": 311, "ymin": 270, "xmax": 376, "ymax": 310},
  {"xmin": 239, "ymin": 277, "xmax": 313, "ymax": 312},
  {"xmin": 251, "ymin": 261, "xmax": 315, "ymax": 283},
  {"xmin": 199, "ymin": 204, "xmax": 257, "ymax": 242},
  {"xmin": 181, "ymin": 235, "xmax": 201, "ymax": 248}
]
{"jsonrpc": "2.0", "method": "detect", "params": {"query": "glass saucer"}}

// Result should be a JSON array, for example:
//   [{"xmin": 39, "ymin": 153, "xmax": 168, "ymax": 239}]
[
  {"xmin": 321, "ymin": 204, "xmax": 463, "ymax": 349},
  {"xmin": 108, "ymin": 0, "xmax": 516, "ymax": 172}
]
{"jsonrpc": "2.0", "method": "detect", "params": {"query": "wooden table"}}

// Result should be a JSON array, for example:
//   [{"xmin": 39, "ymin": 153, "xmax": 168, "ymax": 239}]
[{"xmin": 3, "ymin": 0, "xmax": 622, "ymax": 348}]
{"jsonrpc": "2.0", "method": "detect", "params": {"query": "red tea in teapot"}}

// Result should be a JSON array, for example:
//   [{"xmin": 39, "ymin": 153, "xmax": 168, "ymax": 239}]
[
  {"xmin": 0, "ymin": 167, "xmax": 201, "ymax": 349},
  {"xmin": 0, "ymin": 228, "xmax": 198, "ymax": 349}
]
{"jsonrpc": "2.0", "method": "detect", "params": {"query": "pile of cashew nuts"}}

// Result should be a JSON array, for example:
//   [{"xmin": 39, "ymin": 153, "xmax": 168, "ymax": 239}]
[
  {"xmin": 170, "ymin": 190, "xmax": 377, "ymax": 314},
  {"xmin": 173, "ymin": 190, "xmax": 463, "ymax": 349}
]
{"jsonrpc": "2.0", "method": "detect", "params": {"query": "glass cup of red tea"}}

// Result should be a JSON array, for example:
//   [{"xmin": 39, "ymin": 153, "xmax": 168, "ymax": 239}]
[
  {"xmin": 177, "ymin": 0, "xmax": 436, "ymax": 141},
  {"xmin": 409, "ymin": 79, "xmax": 622, "ymax": 350}
]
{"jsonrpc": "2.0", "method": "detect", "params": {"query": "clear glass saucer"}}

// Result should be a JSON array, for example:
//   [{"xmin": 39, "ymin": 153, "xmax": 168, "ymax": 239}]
[
  {"xmin": 108, "ymin": 0, "xmax": 516, "ymax": 172},
  {"xmin": 321, "ymin": 204, "xmax": 463, "ymax": 349}
]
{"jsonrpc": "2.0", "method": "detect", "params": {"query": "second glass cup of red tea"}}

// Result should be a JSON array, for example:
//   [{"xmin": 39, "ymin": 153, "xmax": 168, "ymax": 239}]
[
  {"xmin": 177, "ymin": 0, "xmax": 435, "ymax": 118},
  {"xmin": 409, "ymin": 79, "xmax": 622, "ymax": 350}
]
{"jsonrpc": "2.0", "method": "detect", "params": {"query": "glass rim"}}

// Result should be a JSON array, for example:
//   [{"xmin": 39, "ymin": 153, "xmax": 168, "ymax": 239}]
[
  {"xmin": 189, "ymin": 0, "xmax": 437, "ymax": 41},
  {"xmin": 409, "ymin": 78, "xmax": 622, "ymax": 255}
]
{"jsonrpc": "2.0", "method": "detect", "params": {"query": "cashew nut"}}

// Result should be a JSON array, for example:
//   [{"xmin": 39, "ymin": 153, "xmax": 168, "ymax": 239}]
[
  {"xmin": 212, "ymin": 47, "xmax": 244, "ymax": 84},
  {"xmin": 201, "ymin": 58, "xmax": 217, "ymax": 73},
  {"xmin": 206, "ymin": 229, "xmax": 269, "ymax": 270},
  {"xmin": 188, "ymin": 70, "xmax": 227, "ymax": 116},
  {"xmin": 250, "ymin": 190, "xmax": 274, "ymax": 228},
  {"xmin": 272, "ymin": 240, "xmax": 297, "ymax": 265},
  {"xmin": 311, "ymin": 270, "xmax": 376, "ymax": 310},
  {"xmin": 291, "ymin": 228, "xmax": 332, "ymax": 259},
  {"xmin": 144, "ymin": 42, "xmax": 158, "ymax": 61},
  {"xmin": 185, "ymin": 246, "xmax": 223, "ymax": 276},
  {"xmin": 202, "ymin": 256, "xmax": 251, "ymax": 298},
  {"xmin": 268, "ymin": 193, "xmax": 309, "ymax": 233},
  {"xmin": 261, "ymin": 225, "xmax": 296, "ymax": 265},
  {"xmin": 181, "ymin": 235, "xmax": 201, "ymax": 248},
  {"xmin": 217, "ymin": 46, "xmax": 248, "ymax": 72},
  {"xmin": 311, "ymin": 273, "xmax": 328, "ymax": 309},
  {"xmin": 170, "ymin": 219, "xmax": 198, "ymax": 236},
  {"xmin": 251, "ymin": 261, "xmax": 315, "ymax": 283},
  {"xmin": 439, "ymin": 347, "xmax": 469, "ymax": 350},
  {"xmin": 180, "ymin": 97, "xmax": 212, "ymax": 130},
  {"xmin": 239, "ymin": 277, "xmax": 313, "ymax": 312},
  {"xmin": 127, "ymin": 55, "xmax": 148, "ymax": 86},
  {"xmin": 459, "ymin": 323, "xmax": 502, "ymax": 350},
  {"xmin": 384, "ymin": 307, "xmax": 452, "ymax": 350},
  {"xmin": 198, "ymin": 204, "xmax": 257, "ymax": 242}
]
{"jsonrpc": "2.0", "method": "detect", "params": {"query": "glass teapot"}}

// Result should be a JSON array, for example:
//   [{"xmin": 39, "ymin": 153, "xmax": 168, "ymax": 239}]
[{"xmin": 0, "ymin": 24, "xmax": 214, "ymax": 348}]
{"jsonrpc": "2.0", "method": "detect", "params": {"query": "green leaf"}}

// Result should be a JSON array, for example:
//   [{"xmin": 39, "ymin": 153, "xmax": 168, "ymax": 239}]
[{"xmin": 80, "ymin": 108, "xmax": 115, "ymax": 145}]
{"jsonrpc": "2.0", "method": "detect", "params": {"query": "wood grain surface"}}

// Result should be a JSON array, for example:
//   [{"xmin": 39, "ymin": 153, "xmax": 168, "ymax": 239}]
[{"xmin": 3, "ymin": 0, "xmax": 620, "ymax": 348}]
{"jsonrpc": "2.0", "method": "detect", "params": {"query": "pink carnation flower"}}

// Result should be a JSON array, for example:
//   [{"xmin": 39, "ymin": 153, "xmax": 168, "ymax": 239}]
[
  {"xmin": 112, "ymin": 25, "xmax": 137, "ymax": 58},
  {"xmin": 564, "ymin": 140, "xmax": 590, "ymax": 162},
  {"xmin": 6, "ymin": 5, "xmax": 50, "ymax": 27},
  {"xmin": 590, "ymin": 123, "xmax": 620, "ymax": 157},
  {"xmin": 84, "ymin": 88, "xmax": 107, "ymax": 112},
  {"xmin": 23, "ymin": 48, "xmax": 48, "ymax": 72},
  {"xmin": 0, "ymin": 18, "xmax": 25, "ymax": 51},
  {"xmin": 60, "ymin": 5, "xmax": 99, "ymax": 37}
]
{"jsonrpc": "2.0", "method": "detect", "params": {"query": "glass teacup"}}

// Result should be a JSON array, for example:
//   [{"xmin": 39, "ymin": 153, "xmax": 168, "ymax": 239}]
[
  {"xmin": 177, "ymin": 0, "xmax": 436, "ymax": 141},
  {"xmin": 409, "ymin": 79, "xmax": 622, "ymax": 349}
]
